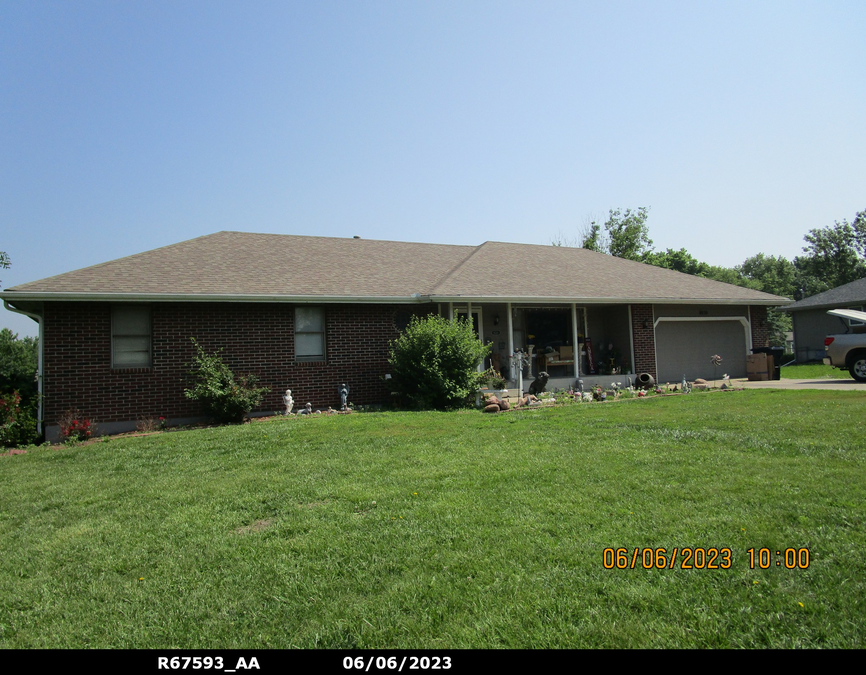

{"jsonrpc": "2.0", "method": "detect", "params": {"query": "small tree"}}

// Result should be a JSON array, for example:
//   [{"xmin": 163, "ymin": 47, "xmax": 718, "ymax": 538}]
[
  {"xmin": 184, "ymin": 339, "xmax": 270, "ymax": 423},
  {"xmin": 389, "ymin": 315, "xmax": 490, "ymax": 410}
]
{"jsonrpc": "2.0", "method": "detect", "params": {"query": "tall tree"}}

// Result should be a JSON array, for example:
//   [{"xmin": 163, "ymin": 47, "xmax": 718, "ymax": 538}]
[
  {"xmin": 736, "ymin": 254, "xmax": 797, "ymax": 347},
  {"xmin": 0, "ymin": 251, "xmax": 9, "ymax": 288},
  {"xmin": 793, "ymin": 211, "xmax": 866, "ymax": 298},
  {"xmin": 579, "ymin": 222, "xmax": 606, "ymax": 253},
  {"xmin": 642, "ymin": 248, "xmax": 709, "ymax": 276},
  {"xmin": 737, "ymin": 254, "xmax": 797, "ymax": 298},
  {"xmin": 604, "ymin": 207, "xmax": 653, "ymax": 260},
  {"xmin": 0, "ymin": 328, "xmax": 38, "ymax": 400}
]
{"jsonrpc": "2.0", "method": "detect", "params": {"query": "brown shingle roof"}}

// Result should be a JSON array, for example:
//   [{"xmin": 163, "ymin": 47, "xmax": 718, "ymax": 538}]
[
  {"xmin": 779, "ymin": 277, "xmax": 866, "ymax": 312},
  {"xmin": 434, "ymin": 241, "xmax": 788, "ymax": 303},
  {"xmin": 2, "ymin": 231, "xmax": 789, "ymax": 305},
  {"xmin": 5, "ymin": 232, "xmax": 476, "ymax": 299}
]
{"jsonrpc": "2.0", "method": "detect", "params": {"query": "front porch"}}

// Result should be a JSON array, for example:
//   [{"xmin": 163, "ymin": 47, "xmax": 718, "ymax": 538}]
[{"xmin": 438, "ymin": 301, "xmax": 640, "ymax": 394}]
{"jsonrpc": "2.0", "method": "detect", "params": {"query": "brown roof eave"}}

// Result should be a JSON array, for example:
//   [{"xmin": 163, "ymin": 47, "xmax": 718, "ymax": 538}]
[
  {"xmin": 430, "ymin": 295, "xmax": 791, "ymax": 306},
  {"xmin": 0, "ymin": 291, "xmax": 434, "ymax": 304}
]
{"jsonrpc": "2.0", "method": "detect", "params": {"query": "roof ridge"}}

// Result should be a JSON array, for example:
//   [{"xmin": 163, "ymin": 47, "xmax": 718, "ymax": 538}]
[
  {"xmin": 429, "ymin": 242, "xmax": 487, "ymax": 295},
  {"xmin": 219, "ymin": 230, "xmax": 479, "ymax": 250}
]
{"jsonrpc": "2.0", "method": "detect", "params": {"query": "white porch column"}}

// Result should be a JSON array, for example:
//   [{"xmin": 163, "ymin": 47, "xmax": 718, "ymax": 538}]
[
  {"xmin": 507, "ymin": 302, "xmax": 514, "ymax": 358},
  {"xmin": 572, "ymin": 303, "xmax": 580, "ymax": 377},
  {"xmin": 627, "ymin": 304, "xmax": 635, "ymax": 376}
]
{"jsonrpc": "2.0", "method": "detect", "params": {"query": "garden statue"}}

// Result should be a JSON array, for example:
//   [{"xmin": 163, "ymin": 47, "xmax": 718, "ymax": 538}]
[
  {"xmin": 298, "ymin": 402, "xmax": 313, "ymax": 415},
  {"xmin": 282, "ymin": 389, "xmax": 294, "ymax": 415},
  {"xmin": 626, "ymin": 376, "xmax": 632, "ymax": 389},
  {"xmin": 529, "ymin": 371, "xmax": 549, "ymax": 396},
  {"xmin": 577, "ymin": 379, "xmax": 584, "ymax": 394},
  {"xmin": 338, "ymin": 383, "xmax": 349, "ymax": 411},
  {"xmin": 511, "ymin": 349, "xmax": 531, "ymax": 397},
  {"xmin": 682, "ymin": 374, "xmax": 688, "ymax": 392}
]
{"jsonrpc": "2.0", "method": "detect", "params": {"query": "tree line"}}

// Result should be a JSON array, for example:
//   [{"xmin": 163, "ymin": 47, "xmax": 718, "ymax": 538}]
[{"xmin": 552, "ymin": 208, "xmax": 866, "ymax": 346}]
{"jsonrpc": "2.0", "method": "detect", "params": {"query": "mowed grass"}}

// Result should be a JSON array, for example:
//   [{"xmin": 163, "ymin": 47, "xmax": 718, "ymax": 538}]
[
  {"xmin": 781, "ymin": 363, "xmax": 851, "ymax": 379},
  {"xmin": 1, "ymin": 390, "xmax": 864, "ymax": 649}
]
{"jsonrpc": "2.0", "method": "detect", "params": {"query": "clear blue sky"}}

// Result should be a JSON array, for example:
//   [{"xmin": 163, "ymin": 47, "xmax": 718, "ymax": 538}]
[{"xmin": 2, "ymin": 1, "xmax": 864, "ymax": 336}]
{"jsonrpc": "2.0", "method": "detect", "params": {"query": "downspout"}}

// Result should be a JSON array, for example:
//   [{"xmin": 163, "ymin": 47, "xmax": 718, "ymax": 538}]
[{"xmin": 3, "ymin": 300, "xmax": 44, "ymax": 437}]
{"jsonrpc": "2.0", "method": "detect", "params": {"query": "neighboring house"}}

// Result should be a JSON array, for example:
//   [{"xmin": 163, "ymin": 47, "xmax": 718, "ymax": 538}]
[
  {"xmin": 780, "ymin": 277, "xmax": 866, "ymax": 363},
  {"xmin": 1, "ymin": 232, "xmax": 789, "ymax": 439}
]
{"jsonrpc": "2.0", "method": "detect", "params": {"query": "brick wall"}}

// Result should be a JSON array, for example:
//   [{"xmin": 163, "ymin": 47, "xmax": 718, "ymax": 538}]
[
  {"xmin": 630, "ymin": 304, "xmax": 657, "ymax": 379},
  {"xmin": 42, "ymin": 302, "xmax": 433, "ymax": 427},
  {"xmin": 750, "ymin": 305, "xmax": 769, "ymax": 349}
]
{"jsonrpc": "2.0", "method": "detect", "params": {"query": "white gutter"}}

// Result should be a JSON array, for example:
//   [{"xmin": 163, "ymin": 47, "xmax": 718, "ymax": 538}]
[
  {"xmin": 430, "ymin": 296, "xmax": 790, "ymax": 306},
  {"xmin": 3, "ymin": 300, "xmax": 43, "ymax": 437},
  {"xmin": 0, "ymin": 290, "xmax": 791, "ymax": 307}
]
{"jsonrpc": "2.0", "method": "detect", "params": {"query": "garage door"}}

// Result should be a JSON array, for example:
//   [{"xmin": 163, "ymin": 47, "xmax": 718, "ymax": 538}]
[{"xmin": 655, "ymin": 320, "xmax": 747, "ymax": 383}]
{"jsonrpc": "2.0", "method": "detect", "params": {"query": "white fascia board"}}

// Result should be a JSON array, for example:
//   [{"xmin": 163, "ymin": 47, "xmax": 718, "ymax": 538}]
[
  {"xmin": 429, "ymin": 296, "xmax": 790, "ymax": 306},
  {"xmin": 1, "ymin": 291, "xmax": 789, "ymax": 306}
]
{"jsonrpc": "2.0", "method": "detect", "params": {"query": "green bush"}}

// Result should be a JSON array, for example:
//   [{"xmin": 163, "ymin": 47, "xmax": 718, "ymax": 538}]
[
  {"xmin": 389, "ymin": 315, "xmax": 490, "ymax": 410},
  {"xmin": 0, "ymin": 329, "xmax": 39, "ymax": 445},
  {"xmin": 184, "ymin": 339, "xmax": 270, "ymax": 424},
  {"xmin": 0, "ymin": 391, "xmax": 37, "ymax": 448}
]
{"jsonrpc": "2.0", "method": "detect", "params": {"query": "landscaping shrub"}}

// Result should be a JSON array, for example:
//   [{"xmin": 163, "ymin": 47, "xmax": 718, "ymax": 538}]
[
  {"xmin": 0, "ymin": 329, "xmax": 39, "ymax": 446},
  {"xmin": 58, "ymin": 408, "xmax": 94, "ymax": 444},
  {"xmin": 184, "ymin": 338, "xmax": 270, "ymax": 423},
  {"xmin": 389, "ymin": 315, "xmax": 489, "ymax": 409},
  {"xmin": 0, "ymin": 391, "xmax": 38, "ymax": 447}
]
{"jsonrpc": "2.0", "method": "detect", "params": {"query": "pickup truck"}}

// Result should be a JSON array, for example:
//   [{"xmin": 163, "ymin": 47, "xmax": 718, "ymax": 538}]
[{"xmin": 823, "ymin": 308, "xmax": 866, "ymax": 382}]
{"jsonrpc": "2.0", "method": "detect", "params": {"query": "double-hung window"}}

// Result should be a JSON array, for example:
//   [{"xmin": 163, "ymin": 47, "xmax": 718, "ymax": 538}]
[
  {"xmin": 295, "ymin": 307, "xmax": 325, "ymax": 361},
  {"xmin": 112, "ymin": 306, "xmax": 152, "ymax": 368}
]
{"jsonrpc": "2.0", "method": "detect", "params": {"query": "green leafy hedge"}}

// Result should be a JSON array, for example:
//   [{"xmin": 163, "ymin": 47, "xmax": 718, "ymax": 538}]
[{"xmin": 389, "ymin": 315, "xmax": 489, "ymax": 410}]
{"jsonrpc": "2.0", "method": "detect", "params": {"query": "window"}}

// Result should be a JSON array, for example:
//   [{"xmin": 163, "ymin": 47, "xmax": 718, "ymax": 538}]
[
  {"xmin": 295, "ymin": 307, "xmax": 325, "ymax": 361},
  {"xmin": 112, "ymin": 306, "xmax": 152, "ymax": 368}
]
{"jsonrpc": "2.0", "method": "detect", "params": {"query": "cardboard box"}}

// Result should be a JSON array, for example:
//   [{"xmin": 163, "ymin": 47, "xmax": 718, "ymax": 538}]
[{"xmin": 747, "ymin": 353, "xmax": 770, "ymax": 381}]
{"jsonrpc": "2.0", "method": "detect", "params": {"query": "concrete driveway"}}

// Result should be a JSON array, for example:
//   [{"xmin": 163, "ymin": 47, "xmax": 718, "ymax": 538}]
[{"xmin": 734, "ymin": 378, "xmax": 866, "ymax": 391}]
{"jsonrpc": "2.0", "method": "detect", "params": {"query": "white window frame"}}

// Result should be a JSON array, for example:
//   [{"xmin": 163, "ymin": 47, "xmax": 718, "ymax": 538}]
[
  {"xmin": 295, "ymin": 307, "xmax": 326, "ymax": 362},
  {"xmin": 111, "ymin": 305, "xmax": 152, "ymax": 368}
]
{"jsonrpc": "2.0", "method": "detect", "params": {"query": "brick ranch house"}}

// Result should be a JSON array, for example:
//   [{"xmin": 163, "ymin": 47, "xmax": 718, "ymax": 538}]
[{"xmin": 1, "ymin": 232, "xmax": 789, "ymax": 440}]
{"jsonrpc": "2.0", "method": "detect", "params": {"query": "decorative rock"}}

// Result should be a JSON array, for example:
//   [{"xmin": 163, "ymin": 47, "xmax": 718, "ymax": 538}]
[
  {"xmin": 694, "ymin": 378, "xmax": 707, "ymax": 385},
  {"xmin": 499, "ymin": 399, "xmax": 511, "ymax": 411},
  {"xmin": 483, "ymin": 404, "xmax": 501, "ymax": 413}
]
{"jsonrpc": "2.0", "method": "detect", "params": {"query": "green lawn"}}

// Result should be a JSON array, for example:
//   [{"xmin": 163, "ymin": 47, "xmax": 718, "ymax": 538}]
[
  {"xmin": 781, "ymin": 363, "xmax": 851, "ymax": 379},
  {"xmin": 1, "ymin": 390, "xmax": 864, "ymax": 649}
]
